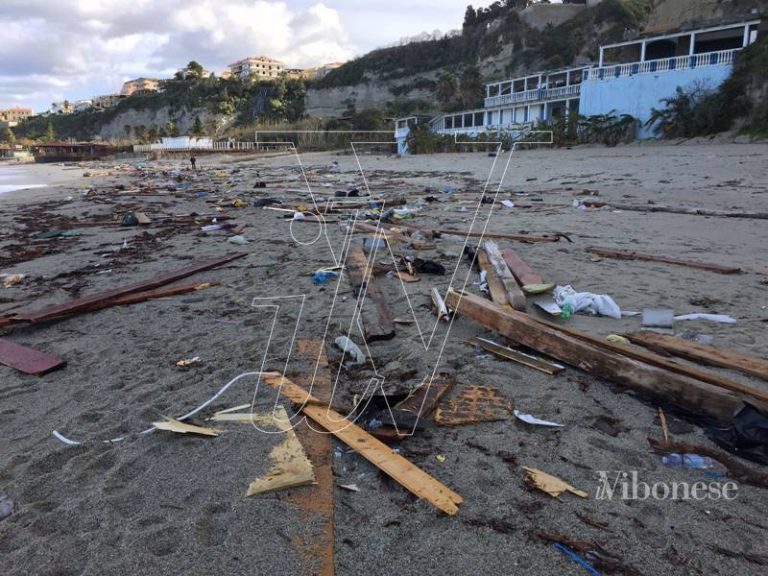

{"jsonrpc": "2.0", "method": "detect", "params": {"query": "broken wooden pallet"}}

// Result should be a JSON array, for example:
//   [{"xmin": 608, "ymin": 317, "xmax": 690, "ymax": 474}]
[{"xmin": 261, "ymin": 372, "xmax": 463, "ymax": 515}]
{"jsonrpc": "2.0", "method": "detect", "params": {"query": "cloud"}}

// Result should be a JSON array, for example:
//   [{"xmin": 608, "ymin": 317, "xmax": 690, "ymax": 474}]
[
  {"xmin": 0, "ymin": 0, "xmax": 354, "ymax": 111},
  {"xmin": 0, "ymin": 0, "xmax": 500, "ymax": 112}
]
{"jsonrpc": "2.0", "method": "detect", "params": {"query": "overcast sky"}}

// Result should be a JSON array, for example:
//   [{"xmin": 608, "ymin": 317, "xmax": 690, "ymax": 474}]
[{"xmin": 0, "ymin": 0, "xmax": 509, "ymax": 113}]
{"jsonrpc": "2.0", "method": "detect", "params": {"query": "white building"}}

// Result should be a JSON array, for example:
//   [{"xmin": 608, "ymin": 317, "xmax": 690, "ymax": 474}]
[
  {"xmin": 228, "ymin": 56, "xmax": 285, "ymax": 81},
  {"xmin": 395, "ymin": 17, "xmax": 762, "ymax": 153}
]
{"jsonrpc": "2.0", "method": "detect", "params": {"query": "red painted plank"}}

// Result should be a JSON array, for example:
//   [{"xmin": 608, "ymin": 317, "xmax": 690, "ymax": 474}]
[{"xmin": 0, "ymin": 338, "xmax": 66, "ymax": 376}]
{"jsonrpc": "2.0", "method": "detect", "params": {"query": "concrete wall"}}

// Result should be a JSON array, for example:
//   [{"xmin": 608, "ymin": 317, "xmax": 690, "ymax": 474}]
[{"xmin": 579, "ymin": 65, "xmax": 734, "ymax": 138}]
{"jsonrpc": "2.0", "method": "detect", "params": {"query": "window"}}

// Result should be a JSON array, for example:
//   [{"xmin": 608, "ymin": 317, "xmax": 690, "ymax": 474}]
[
  {"xmin": 445, "ymin": 117, "xmax": 453, "ymax": 129},
  {"xmin": 474, "ymin": 112, "xmax": 484, "ymax": 126},
  {"xmin": 464, "ymin": 114, "xmax": 473, "ymax": 127}
]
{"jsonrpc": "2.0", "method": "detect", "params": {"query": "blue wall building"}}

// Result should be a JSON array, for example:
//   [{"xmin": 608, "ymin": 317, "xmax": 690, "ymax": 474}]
[{"xmin": 395, "ymin": 18, "xmax": 762, "ymax": 152}]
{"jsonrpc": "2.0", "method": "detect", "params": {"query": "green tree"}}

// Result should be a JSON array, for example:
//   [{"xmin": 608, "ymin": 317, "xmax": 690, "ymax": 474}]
[
  {"xmin": 166, "ymin": 121, "xmax": 180, "ymax": 137},
  {"xmin": 186, "ymin": 61, "xmax": 205, "ymax": 80},
  {"xmin": 1, "ymin": 126, "xmax": 15, "ymax": 145},
  {"xmin": 459, "ymin": 66, "xmax": 484, "ymax": 109},
  {"xmin": 435, "ymin": 72, "xmax": 458, "ymax": 110},
  {"xmin": 191, "ymin": 116, "xmax": 203, "ymax": 136},
  {"xmin": 44, "ymin": 121, "xmax": 55, "ymax": 142}
]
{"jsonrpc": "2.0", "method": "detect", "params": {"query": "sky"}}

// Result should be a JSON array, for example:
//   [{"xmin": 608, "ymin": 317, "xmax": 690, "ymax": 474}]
[{"xmin": 0, "ymin": 0, "xmax": 507, "ymax": 113}]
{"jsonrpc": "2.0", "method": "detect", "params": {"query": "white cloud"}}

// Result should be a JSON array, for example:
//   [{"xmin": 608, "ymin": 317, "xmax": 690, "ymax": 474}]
[{"xmin": 0, "ymin": 0, "xmax": 498, "ymax": 112}]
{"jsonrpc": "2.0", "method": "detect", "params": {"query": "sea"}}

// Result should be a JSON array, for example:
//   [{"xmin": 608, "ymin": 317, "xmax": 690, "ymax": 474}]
[{"xmin": 0, "ymin": 163, "xmax": 48, "ymax": 195}]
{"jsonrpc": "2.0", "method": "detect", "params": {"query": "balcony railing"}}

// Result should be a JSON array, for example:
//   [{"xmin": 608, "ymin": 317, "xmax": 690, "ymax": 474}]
[
  {"xmin": 585, "ymin": 48, "xmax": 739, "ymax": 81},
  {"xmin": 484, "ymin": 83, "xmax": 581, "ymax": 108}
]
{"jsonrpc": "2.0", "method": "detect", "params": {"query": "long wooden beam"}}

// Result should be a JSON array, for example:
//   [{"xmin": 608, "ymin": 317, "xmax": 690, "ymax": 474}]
[
  {"xmin": 261, "ymin": 372, "xmax": 463, "ymax": 515},
  {"xmin": 483, "ymin": 241, "xmax": 526, "ymax": 310},
  {"xmin": 444, "ymin": 289, "xmax": 745, "ymax": 423},
  {"xmin": 585, "ymin": 246, "xmax": 741, "ymax": 274},
  {"xmin": 11, "ymin": 253, "xmax": 246, "ymax": 325},
  {"xmin": 625, "ymin": 332, "xmax": 768, "ymax": 384},
  {"xmin": 345, "ymin": 246, "xmax": 395, "ymax": 342}
]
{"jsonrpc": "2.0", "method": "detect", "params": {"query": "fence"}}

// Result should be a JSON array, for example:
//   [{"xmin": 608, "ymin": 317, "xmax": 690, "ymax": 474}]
[{"xmin": 585, "ymin": 49, "xmax": 739, "ymax": 81}]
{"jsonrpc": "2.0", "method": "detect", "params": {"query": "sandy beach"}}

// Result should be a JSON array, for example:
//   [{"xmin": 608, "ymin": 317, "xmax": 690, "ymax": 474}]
[{"xmin": 1, "ymin": 141, "xmax": 767, "ymax": 576}]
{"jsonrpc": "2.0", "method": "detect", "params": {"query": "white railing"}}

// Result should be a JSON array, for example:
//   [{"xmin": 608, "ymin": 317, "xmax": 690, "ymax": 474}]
[
  {"xmin": 132, "ymin": 141, "xmax": 259, "ymax": 153},
  {"xmin": 586, "ymin": 48, "xmax": 739, "ymax": 81},
  {"xmin": 484, "ymin": 83, "xmax": 581, "ymax": 108}
]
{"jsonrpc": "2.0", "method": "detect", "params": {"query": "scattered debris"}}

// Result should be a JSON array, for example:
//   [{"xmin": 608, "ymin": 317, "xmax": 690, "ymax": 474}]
[
  {"xmin": 261, "ymin": 372, "xmax": 464, "ymax": 515},
  {"xmin": 0, "ymin": 338, "xmax": 66, "ymax": 376},
  {"xmin": 334, "ymin": 336, "xmax": 366, "ymax": 365},
  {"xmin": 514, "ymin": 410, "xmax": 564, "ymax": 428},
  {"xmin": 435, "ymin": 386, "xmax": 513, "ymax": 426},
  {"xmin": 153, "ymin": 418, "xmax": 221, "ymax": 437},
  {"xmin": 523, "ymin": 467, "xmax": 588, "ymax": 499},
  {"xmin": 247, "ymin": 407, "xmax": 315, "ymax": 496}
]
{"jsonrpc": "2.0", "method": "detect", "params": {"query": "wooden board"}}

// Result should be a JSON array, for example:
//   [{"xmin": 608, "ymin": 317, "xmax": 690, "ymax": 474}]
[
  {"xmin": 476, "ymin": 250, "xmax": 511, "ymax": 310},
  {"xmin": 536, "ymin": 319, "xmax": 768, "ymax": 407},
  {"xmin": 12, "ymin": 253, "xmax": 245, "ymax": 325},
  {"xmin": 483, "ymin": 241, "xmax": 526, "ymax": 310},
  {"xmin": 262, "ymin": 372, "xmax": 463, "ymax": 515},
  {"xmin": 246, "ymin": 407, "xmax": 315, "ymax": 496},
  {"xmin": 585, "ymin": 246, "xmax": 741, "ymax": 275},
  {"xmin": 625, "ymin": 332, "xmax": 768, "ymax": 383},
  {"xmin": 471, "ymin": 337, "xmax": 564, "ymax": 375},
  {"xmin": 444, "ymin": 289, "xmax": 746, "ymax": 424},
  {"xmin": 0, "ymin": 338, "xmax": 66, "ymax": 376},
  {"xmin": 345, "ymin": 246, "xmax": 395, "ymax": 342},
  {"xmin": 501, "ymin": 249, "xmax": 554, "ymax": 294},
  {"xmin": 394, "ymin": 221, "xmax": 561, "ymax": 244}
]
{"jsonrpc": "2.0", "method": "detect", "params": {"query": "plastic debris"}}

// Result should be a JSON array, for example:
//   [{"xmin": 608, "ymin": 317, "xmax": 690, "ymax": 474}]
[
  {"xmin": 0, "ymin": 493, "xmax": 13, "ymax": 522},
  {"xmin": 339, "ymin": 483, "xmax": 360, "ymax": 492},
  {"xmin": 334, "ymin": 336, "xmax": 366, "ymax": 365},
  {"xmin": 553, "ymin": 543, "xmax": 601, "ymax": 576},
  {"xmin": 662, "ymin": 453, "xmax": 717, "ymax": 469},
  {"xmin": 606, "ymin": 334, "xmax": 630, "ymax": 345},
  {"xmin": 553, "ymin": 285, "xmax": 621, "ymax": 319},
  {"xmin": 227, "ymin": 235, "xmax": 248, "ymax": 245},
  {"xmin": 436, "ymin": 454, "xmax": 446, "ymax": 463},
  {"xmin": 514, "ymin": 410, "xmax": 564, "ymax": 428},
  {"xmin": 312, "ymin": 270, "xmax": 339, "ymax": 285},
  {"xmin": 500, "ymin": 200, "xmax": 515, "ymax": 209},
  {"xmin": 643, "ymin": 308, "xmax": 675, "ymax": 328},
  {"xmin": 675, "ymin": 313, "xmax": 736, "ymax": 324}
]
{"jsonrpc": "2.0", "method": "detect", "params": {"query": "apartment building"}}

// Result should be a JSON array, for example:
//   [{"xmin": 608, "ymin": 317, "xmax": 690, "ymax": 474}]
[
  {"xmin": 121, "ymin": 78, "xmax": 163, "ymax": 97},
  {"xmin": 228, "ymin": 56, "xmax": 285, "ymax": 81}
]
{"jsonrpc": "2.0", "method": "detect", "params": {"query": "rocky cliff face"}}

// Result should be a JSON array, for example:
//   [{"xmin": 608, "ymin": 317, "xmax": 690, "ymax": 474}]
[
  {"xmin": 96, "ymin": 106, "xmax": 229, "ymax": 140},
  {"xmin": 305, "ymin": 0, "xmax": 764, "ymax": 120}
]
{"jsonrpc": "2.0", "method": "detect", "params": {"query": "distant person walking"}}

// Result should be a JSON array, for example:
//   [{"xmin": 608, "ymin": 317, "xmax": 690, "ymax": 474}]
[{"xmin": 190, "ymin": 155, "xmax": 197, "ymax": 170}]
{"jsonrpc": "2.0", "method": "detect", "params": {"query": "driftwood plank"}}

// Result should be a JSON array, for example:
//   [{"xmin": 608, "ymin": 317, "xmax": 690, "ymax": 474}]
[
  {"xmin": 483, "ymin": 241, "xmax": 526, "ymax": 310},
  {"xmin": 625, "ymin": 332, "xmax": 768, "ymax": 383},
  {"xmin": 444, "ymin": 289, "xmax": 746, "ymax": 423},
  {"xmin": 476, "ymin": 250, "xmax": 511, "ymax": 310},
  {"xmin": 501, "ymin": 249, "xmax": 554, "ymax": 294},
  {"xmin": 12, "ymin": 253, "xmax": 245, "ymax": 324},
  {"xmin": 262, "ymin": 372, "xmax": 463, "ymax": 515},
  {"xmin": 345, "ymin": 246, "xmax": 395, "ymax": 342},
  {"xmin": 0, "ymin": 339, "xmax": 66, "ymax": 376},
  {"xmin": 585, "ymin": 247, "xmax": 741, "ymax": 275}
]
